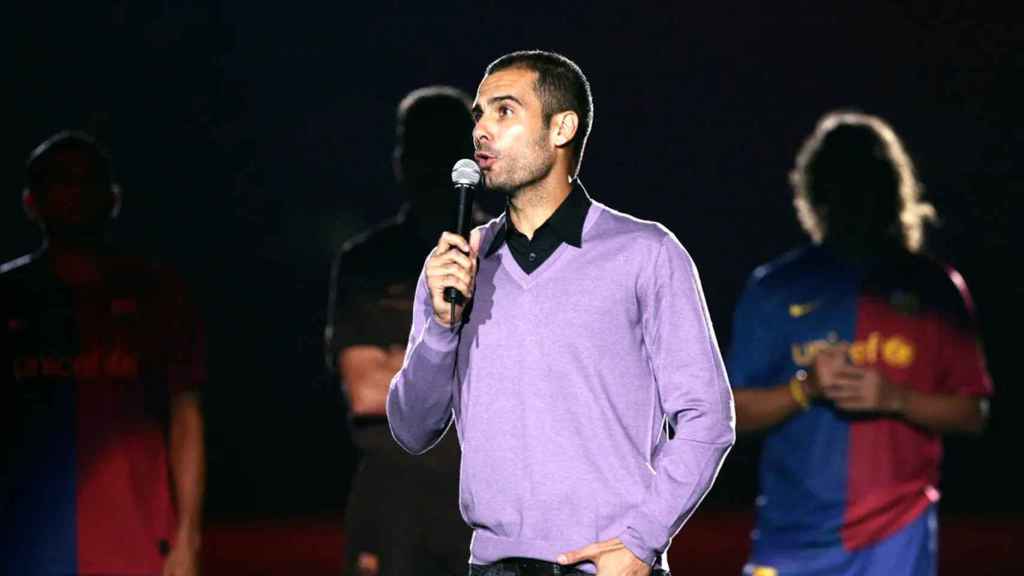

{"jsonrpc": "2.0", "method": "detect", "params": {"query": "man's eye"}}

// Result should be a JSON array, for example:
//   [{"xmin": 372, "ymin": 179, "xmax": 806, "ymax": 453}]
[{"xmin": 499, "ymin": 106, "xmax": 512, "ymax": 117}]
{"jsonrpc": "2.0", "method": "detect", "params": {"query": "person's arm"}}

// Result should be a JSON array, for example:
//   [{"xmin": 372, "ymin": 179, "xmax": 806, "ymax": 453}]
[
  {"xmin": 894, "ymin": 388, "xmax": 988, "ymax": 434},
  {"xmin": 339, "ymin": 345, "xmax": 406, "ymax": 416},
  {"xmin": 733, "ymin": 384, "xmax": 806, "ymax": 433},
  {"xmin": 725, "ymin": 269, "xmax": 808, "ymax": 435},
  {"xmin": 329, "ymin": 246, "xmax": 402, "ymax": 417},
  {"xmin": 733, "ymin": 340, "xmax": 989, "ymax": 435},
  {"xmin": 159, "ymin": 270, "xmax": 206, "ymax": 576},
  {"xmin": 164, "ymin": 391, "xmax": 204, "ymax": 576},
  {"xmin": 564, "ymin": 234, "xmax": 734, "ymax": 568},
  {"xmin": 386, "ymin": 230, "xmax": 480, "ymax": 454},
  {"xmin": 864, "ymin": 265, "xmax": 993, "ymax": 434},
  {"xmin": 733, "ymin": 349, "xmax": 829, "ymax": 433},
  {"xmin": 816, "ymin": 344, "xmax": 988, "ymax": 434}
]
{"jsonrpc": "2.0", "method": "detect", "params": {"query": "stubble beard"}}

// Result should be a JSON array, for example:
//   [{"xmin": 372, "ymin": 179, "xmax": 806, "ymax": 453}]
[{"xmin": 485, "ymin": 133, "xmax": 556, "ymax": 200}]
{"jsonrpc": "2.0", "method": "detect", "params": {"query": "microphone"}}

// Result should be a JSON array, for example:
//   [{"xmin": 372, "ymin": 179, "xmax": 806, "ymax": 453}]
[{"xmin": 444, "ymin": 159, "xmax": 481, "ymax": 309}]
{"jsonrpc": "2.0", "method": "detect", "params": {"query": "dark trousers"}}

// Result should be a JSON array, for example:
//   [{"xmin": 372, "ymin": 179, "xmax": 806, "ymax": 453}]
[
  {"xmin": 468, "ymin": 557, "xmax": 671, "ymax": 576},
  {"xmin": 344, "ymin": 423, "xmax": 469, "ymax": 576}
]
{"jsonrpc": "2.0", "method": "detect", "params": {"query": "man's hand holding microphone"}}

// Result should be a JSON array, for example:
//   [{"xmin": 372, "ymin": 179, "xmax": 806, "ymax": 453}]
[{"xmin": 428, "ymin": 159, "xmax": 482, "ymax": 328}]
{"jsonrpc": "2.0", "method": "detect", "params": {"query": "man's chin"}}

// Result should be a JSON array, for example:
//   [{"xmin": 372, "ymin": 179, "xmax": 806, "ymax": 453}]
[
  {"xmin": 46, "ymin": 225, "xmax": 109, "ymax": 245},
  {"xmin": 483, "ymin": 175, "xmax": 513, "ymax": 196}
]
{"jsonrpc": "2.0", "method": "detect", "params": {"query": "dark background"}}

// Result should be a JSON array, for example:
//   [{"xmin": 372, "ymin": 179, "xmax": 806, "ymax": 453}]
[{"xmin": 7, "ymin": 0, "xmax": 1020, "ymax": 526}]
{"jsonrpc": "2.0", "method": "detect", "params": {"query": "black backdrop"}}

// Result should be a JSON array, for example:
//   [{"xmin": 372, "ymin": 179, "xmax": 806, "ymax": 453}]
[{"xmin": 7, "ymin": 1, "xmax": 1020, "ymax": 519}]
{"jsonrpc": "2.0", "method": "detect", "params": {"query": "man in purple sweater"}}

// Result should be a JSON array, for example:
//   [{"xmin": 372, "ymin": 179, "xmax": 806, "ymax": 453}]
[{"xmin": 386, "ymin": 50, "xmax": 735, "ymax": 575}]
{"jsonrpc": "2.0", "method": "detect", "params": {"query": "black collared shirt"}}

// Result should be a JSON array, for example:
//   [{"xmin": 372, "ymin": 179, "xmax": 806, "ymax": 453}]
[{"xmin": 484, "ymin": 181, "xmax": 591, "ymax": 274}]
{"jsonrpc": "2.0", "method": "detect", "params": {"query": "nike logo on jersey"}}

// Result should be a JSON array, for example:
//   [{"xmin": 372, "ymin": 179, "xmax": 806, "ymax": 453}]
[{"xmin": 788, "ymin": 301, "xmax": 819, "ymax": 318}]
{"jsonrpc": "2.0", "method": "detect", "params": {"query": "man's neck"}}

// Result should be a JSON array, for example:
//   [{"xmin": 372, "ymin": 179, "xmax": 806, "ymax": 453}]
[
  {"xmin": 824, "ymin": 234, "xmax": 903, "ymax": 263},
  {"xmin": 507, "ymin": 174, "xmax": 572, "ymax": 240},
  {"xmin": 46, "ymin": 238, "xmax": 106, "ymax": 286},
  {"xmin": 407, "ymin": 187, "xmax": 451, "ymax": 243}
]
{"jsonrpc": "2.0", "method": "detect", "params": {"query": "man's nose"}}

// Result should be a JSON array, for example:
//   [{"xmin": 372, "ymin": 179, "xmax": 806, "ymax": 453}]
[
  {"xmin": 50, "ymin": 185, "xmax": 82, "ymax": 207},
  {"xmin": 472, "ymin": 120, "xmax": 490, "ymax": 148}
]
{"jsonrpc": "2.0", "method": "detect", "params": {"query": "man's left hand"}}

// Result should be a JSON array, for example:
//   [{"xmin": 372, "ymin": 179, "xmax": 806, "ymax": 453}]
[
  {"xmin": 820, "ymin": 363, "xmax": 907, "ymax": 414},
  {"xmin": 557, "ymin": 538, "xmax": 651, "ymax": 575}
]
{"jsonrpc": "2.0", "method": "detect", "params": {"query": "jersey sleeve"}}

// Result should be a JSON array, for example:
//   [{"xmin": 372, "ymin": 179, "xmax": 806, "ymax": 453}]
[
  {"xmin": 328, "ymin": 248, "xmax": 369, "ymax": 355},
  {"xmin": 157, "ymin": 267, "xmax": 207, "ymax": 396},
  {"xmin": 0, "ymin": 276, "xmax": 15, "ymax": 465},
  {"xmin": 328, "ymin": 240, "xmax": 416, "ymax": 359},
  {"xmin": 726, "ymin": 271, "xmax": 786, "ymax": 390},
  {"xmin": 934, "ymin": 266, "xmax": 992, "ymax": 397}
]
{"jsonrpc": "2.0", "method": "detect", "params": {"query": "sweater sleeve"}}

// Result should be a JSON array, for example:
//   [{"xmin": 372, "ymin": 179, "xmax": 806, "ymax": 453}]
[
  {"xmin": 385, "ymin": 257, "xmax": 460, "ymax": 454},
  {"xmin": 618, "ymin": 233, "xmax": 736, "ymax": 565}
]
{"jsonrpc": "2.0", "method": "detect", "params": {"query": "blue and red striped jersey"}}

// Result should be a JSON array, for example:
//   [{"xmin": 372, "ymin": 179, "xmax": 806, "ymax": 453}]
[
  {"xmin": 1, "ymin": 252, "xmax": 205, "ymax": 575},
  {"xmin": 728, "ymin": 244, "xmax": 991, "ymax": 552}
]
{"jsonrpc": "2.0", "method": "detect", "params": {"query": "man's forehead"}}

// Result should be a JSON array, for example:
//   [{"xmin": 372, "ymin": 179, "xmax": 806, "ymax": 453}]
[
  {"xmin": 473, "ymin": 68, "xmax": 538, "ymax": 106},
  {"xmin": 41, "ymin": 149, "xmax": 98, "ymax": 176}
]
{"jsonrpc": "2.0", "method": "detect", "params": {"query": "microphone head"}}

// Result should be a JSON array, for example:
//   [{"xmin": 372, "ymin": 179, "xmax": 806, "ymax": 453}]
[{"xmin": 451, "ymin": 159, "xmax": 481, "ymax": 187}]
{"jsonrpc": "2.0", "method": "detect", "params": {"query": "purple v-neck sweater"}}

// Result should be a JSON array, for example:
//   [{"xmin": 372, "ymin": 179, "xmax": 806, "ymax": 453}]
[{"xmin": 387, "ymin": 199, "xmax": 735, "ymax": 571}]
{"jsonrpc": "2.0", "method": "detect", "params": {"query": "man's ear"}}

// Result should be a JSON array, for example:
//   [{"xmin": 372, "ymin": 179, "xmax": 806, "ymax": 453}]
[
  {"xmin": 109, "ymin": 183, "xmax": 123, "ymax": 219},
  {"xmin": 22, "ymin": 188, "xmax": 39, "ymax": 223},
  {"xmin": 551, "ymin": 111, "xmax": 579, "ymax": 148},
  {"xmin": 392, "ymin": 146, "xmax": 404, "ymax": 185}
]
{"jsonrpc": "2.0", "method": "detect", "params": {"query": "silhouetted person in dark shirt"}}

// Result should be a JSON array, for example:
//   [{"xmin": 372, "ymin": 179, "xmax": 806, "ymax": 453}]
[{"xmin": 325, "ymin": 87, "xmax": 478, "ymax": 576}]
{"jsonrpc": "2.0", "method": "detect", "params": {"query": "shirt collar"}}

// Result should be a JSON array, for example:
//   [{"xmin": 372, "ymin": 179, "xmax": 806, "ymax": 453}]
[{"xmin": 484, "ymin": 180, "xmax": 591, "ymax": 258}]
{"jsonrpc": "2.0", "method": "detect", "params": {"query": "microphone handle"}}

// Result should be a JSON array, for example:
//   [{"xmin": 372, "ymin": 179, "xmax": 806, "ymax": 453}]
[
  {"xmin": 443, "ymin": 286, "xmax": 465, "ymax": 305},
  {"xmin": 443, "ymin": 183, "xmax": 474, "ymax": 306}
]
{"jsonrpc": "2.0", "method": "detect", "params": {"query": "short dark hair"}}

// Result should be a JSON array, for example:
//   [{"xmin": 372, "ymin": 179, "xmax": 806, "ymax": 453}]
[
  {"xmin": 485, "ymin": 50, "xmax": 593, "ymax": 178},
  {"xmin": 396, "ymin": 85, "xmax": 473, "ymax": 163},
  {"xmin": 27, "ymin": 131, "xmax": 113, "ymax": 196},
  {"xmin": 394, "ymin": 86, "xmax": 474, "ymax": 191}
]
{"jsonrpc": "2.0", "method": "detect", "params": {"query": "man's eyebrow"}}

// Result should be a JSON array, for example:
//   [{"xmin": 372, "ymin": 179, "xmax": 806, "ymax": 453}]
[
  {"xmin": 472, "ymin": 94, "xmax": 524, "ymax": 118},
  {"xmin": 488, "ymin": 94, "xmax": 523, "ymax": 107},
  {"xmin": 474, "ymin": 95, "xmax": 524, "ymax": 113}
]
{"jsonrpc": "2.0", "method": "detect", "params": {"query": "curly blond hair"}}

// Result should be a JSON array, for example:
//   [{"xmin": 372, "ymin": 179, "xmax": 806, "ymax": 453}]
[{"xmin": 790, "ymin": 111, "xmax": 936, "ymax": 253}]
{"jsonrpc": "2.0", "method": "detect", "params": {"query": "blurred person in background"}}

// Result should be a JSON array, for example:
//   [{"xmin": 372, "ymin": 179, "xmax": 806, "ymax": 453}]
[
  {"xmin": 1, "ymin": 131, "xmax": 206, "ymax": 576},
  {"xmin": 728, "ymin": 111, "xmax": 992, "ymax": 576},
  {"xmin": 325, "ymin": 86, "xmax": 478, "ymax": 576}
]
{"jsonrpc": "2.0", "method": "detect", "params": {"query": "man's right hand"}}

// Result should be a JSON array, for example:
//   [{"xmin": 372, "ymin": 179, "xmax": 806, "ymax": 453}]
[{"xmin": 426, "ymin": 230, "xmax": 481, "ymax": 327}]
